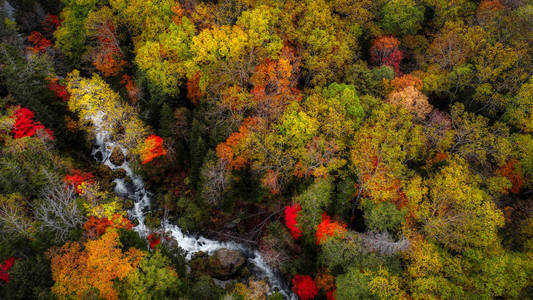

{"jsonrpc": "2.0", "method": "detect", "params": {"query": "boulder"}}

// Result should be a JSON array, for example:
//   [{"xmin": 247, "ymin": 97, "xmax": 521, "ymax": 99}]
[
  {"xmin": 112, "ymin": 168, "xmax": 127, "ymax": 179},
  {"xmin": 109, "ymin": 147, "xmax": 125, "ymax": 166},
  {"xmin": 208, "ymin": 249, "xmax": 246, "ymax": 278}
]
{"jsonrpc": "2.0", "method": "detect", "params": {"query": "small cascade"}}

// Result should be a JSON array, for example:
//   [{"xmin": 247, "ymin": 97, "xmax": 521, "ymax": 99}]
[{"xmin": 89, "ymin": 119, "xmax": 296, "ymax": 299}]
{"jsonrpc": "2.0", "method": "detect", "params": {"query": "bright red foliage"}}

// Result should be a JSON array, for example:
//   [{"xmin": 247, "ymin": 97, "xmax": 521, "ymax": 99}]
[
  {"xmin": 11, "ymin": 107, "xmax": 54, "ymax": 140},
  {"xmin": 139, "ymin": 135, "xmax": 167, "ymax": 164},
  {"xmin": 370, "ymin": 36, "xmax": 403, "ymax": 75},
  {"xmin": 47, "ymin": 77, "xmax": 70, "ymax": 102},
  {"xmin": 0, "ymin": 257, "xmax": 15, "ymax": 283},
  {"xmin": 326, "ymin": 289, "xmax": 336, "ymax": 300},
  {"xmin": 147, "ymin": 233, "xmax": 161, "ymax": 249},
  {"xmin": 27, "ymin": 31, "xmax": 52, "ymax": 53},
  {"xmin": 64, "ymin": 169, "xmax": 95, "ymax": 194},
  {"xmin": 284, "ymin": 203, "xmax": 302, "ymax": 239},
  {"xmin": 291, "ymin": 275, "xmax": 319, "ymax": 300},
  {"xmin": 316, "ymin": 213, "xmax": 347, "ymax": 245}
]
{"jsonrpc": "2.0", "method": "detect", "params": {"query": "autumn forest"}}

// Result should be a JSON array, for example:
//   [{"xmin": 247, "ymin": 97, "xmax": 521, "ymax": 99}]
[{"xmin": 0, "ymin": 0, "xmax": 532, "ymax": 299}]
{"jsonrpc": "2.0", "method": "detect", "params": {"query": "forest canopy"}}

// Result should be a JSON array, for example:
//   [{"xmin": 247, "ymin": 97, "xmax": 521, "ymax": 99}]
[{"xmin": 0, "ymin": 0, "xmax": 532, "ymax": 299}]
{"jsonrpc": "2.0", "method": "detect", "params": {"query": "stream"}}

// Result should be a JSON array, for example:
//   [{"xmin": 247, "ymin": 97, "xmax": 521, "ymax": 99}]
[{"xmin": 90, "ymin": 121, "xmax": 297, "ymax": 299}]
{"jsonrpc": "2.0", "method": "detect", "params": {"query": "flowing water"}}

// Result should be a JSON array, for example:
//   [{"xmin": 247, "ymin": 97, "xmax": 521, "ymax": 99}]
[{"xmin": 90, "ymin": 121, "xmax": 296, "ymax": 299}]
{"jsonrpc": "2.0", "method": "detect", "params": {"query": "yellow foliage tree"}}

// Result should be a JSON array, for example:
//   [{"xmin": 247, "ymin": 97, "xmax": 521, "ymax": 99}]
[
  {"xmin": 49, "ymin": 230, "xmax": 145, "ymax": 300},
  {"xmin": 66, "ymin": 70, "xmax": 148, "ymax": 151}
]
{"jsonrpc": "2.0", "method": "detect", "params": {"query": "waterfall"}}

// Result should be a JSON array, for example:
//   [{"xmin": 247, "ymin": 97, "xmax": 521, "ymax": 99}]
[{"xmin": 89, "ymin": 120, "xmax": 297, "ymax": 299}]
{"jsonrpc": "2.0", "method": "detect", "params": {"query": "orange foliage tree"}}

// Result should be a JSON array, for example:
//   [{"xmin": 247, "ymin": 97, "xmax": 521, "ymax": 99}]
[
  {"xmin": 387, "ymin": 86, "xmax": 433, "ymax": 119},
  {"xmin": 316, "ymin": 212, "xmax": 347, "ymax": 245},
  {"xmin": 27, "ymin": 31, "xmax": 52, "ymax": 53},
  {"xmin": 498, "ymin": 160, "xmax": 524, "ymax": 194},
  {"xmin": 389, "ymin": 74, "xmax": 423, "ymax": 91},
  {"xmin": 86, "ymin": 8, "xmax": 126, "ymax": 77},
  {"xmin": 120, "ymin": 75, "xmax": 140, "ymax": 103},
  {"xmin": 48, "ymin": 230, "xmax": 145, "ymax": 300},
  {"xmin": 370, "ymin": 36, "xmax": 403, "ymax": 75},
  {"xmin": 138, "ymin": 135, "xmax": 167, "ymax": 164},
  {"xmin": 187, "ymin": 72, "xmax": 202, "ymax": 105},
  {"xmin": 216, "ymin": 117, "xmax": 258, "ymax": 170},
  {"xmin": 83, "ymin": 214, "xmax": 133, "ymax": 239},
  {"xmin": 250, "ymin": 44, "xmax": 301, "ymax": 121}
]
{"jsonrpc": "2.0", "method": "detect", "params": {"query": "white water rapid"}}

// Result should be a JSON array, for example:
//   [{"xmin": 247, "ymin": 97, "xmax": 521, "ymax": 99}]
[{"xmin": 90, "ymin": 120, "xmax": 297, "ymax": 299}]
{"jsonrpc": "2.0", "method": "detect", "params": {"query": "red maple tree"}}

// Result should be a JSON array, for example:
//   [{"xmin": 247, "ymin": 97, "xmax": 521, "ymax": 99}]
[
  {"xmin": 0, "ymin": 257, "xmax": 15, "ymax": 283},
  {"xmin": 147, "ymin": 233, "xmax": 161, "ymax": 249},
  {"xmin": 292, "ymin": 274, "xmax": 319, "ymax": 300},
  {"xmin": 284, "ymin": 203, "xmax": 302, "ymax": 239},
  {"xmin": 11, "ymin": 107, "xmax": 54, "ymax": 140},
  {"xmin": 47, "ymin": 77, "xmax": 70, "ymax": 102},
  {"xmin": 64, "ymin": 169, "xmax": 95, "ymax": 194}
]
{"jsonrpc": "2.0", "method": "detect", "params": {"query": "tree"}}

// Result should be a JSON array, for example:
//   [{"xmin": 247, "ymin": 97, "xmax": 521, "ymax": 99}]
[
  {"xmin": 335, "ymin": 267, "xmax": 376, "ymax": 300},
  {"xmin": 0, "ymin": 194, "xmax": 35, "ymax": 240},
  {"xmin": 54, "ymin": 0, "xmax": 107, "ymax": 61},
  {"xmin": 386, "ymin": 86, "xmax": 433, "ymax": 119},
  {"xmin": 0, "ymin": 255, "xmax": 54, "ymax": 299},
  {"xmin": 85, "ymin": 7, "xmax": 126, "ymax": 77},
  {"xmin": 316, "ymin": 213, "xmax": 347, "ymax": 245},
  {"xmin": 0, "ymin": 257, "xmax": 15, "ymax": 283},
  {"xmin": 66, "ymin": 70, "xmax": 149, "ymax": 152},
  {"xmin": 389, "ymin": 74, "xmax": 423, "ymax": 91},
  {"xmin": 450, "ymin": 102, "xmax": 512, "ymax": 166},
  {"xmin": 370, "ymin": 36, "xmax": 403, "ymax": 75},
  {"xmin": 280, "ymin": 0, "xmax": 357, "ymax": 85},
  {"xmin": 137, "ymin": 135, "xmax": 167, "ymax": 164},
  {"xmin": 10, "ymin": 107, "xmax": 54, "ymax": 140},
  {"xmin": 294, "ymin": 178, "xmax": 334, "ymax": 238},
  {"xmin": 119, "ymin": 251, "xmax": 182, "ymax": 299},
  {"xmin": 379, "ymin": 0, "xmax": 425, "ymax": 36},
  {"xmin": 350, "ymin": 104, "xmax": 425, "ymax": 206},
  {"xmin": 504, "ymin": 76, "xmax": 533, "ymax": 133},
  {"xmin": 199, "ymin": 157, "xmax": 230, "ymax": 206},
  {"xmin": 63, "ymin": 168, "xmax": 95, "ymax": 194},
  {"xmin": 34, "ymin": 181, "xmax": 86, "ymax": 242},
  {"xmin": 291, "ymin": 275, "xmax": 319, "ymax": 300},
  {"xmin": 135, "ymin": 20, "xmax": 196, "ymax": 96},
  {"xmin": 27, "ymin": 31, "xmax": 52, "ymax": 53},
  {"xmin": 422, "ymin": 156, "xmax": 504, "ymax": 251},
  {"xmin": 49, "ymin": 230, "xmax": 145, "ymax": 300},
  {"xmin": 284, "ymin": 203, "xmax": 302, "ymax": 240}
]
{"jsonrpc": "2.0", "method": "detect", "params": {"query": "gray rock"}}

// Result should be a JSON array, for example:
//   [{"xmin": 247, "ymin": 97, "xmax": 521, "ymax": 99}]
[{"xmin": 208, "ymin": 249, "xmax": 246, "ymax": 278}]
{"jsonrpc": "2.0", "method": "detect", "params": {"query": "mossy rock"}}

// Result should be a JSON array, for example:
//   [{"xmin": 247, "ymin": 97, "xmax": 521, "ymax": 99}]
[{"xmin": 109, "ymin": 147, "xmax": 126, "ymax": 166}]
